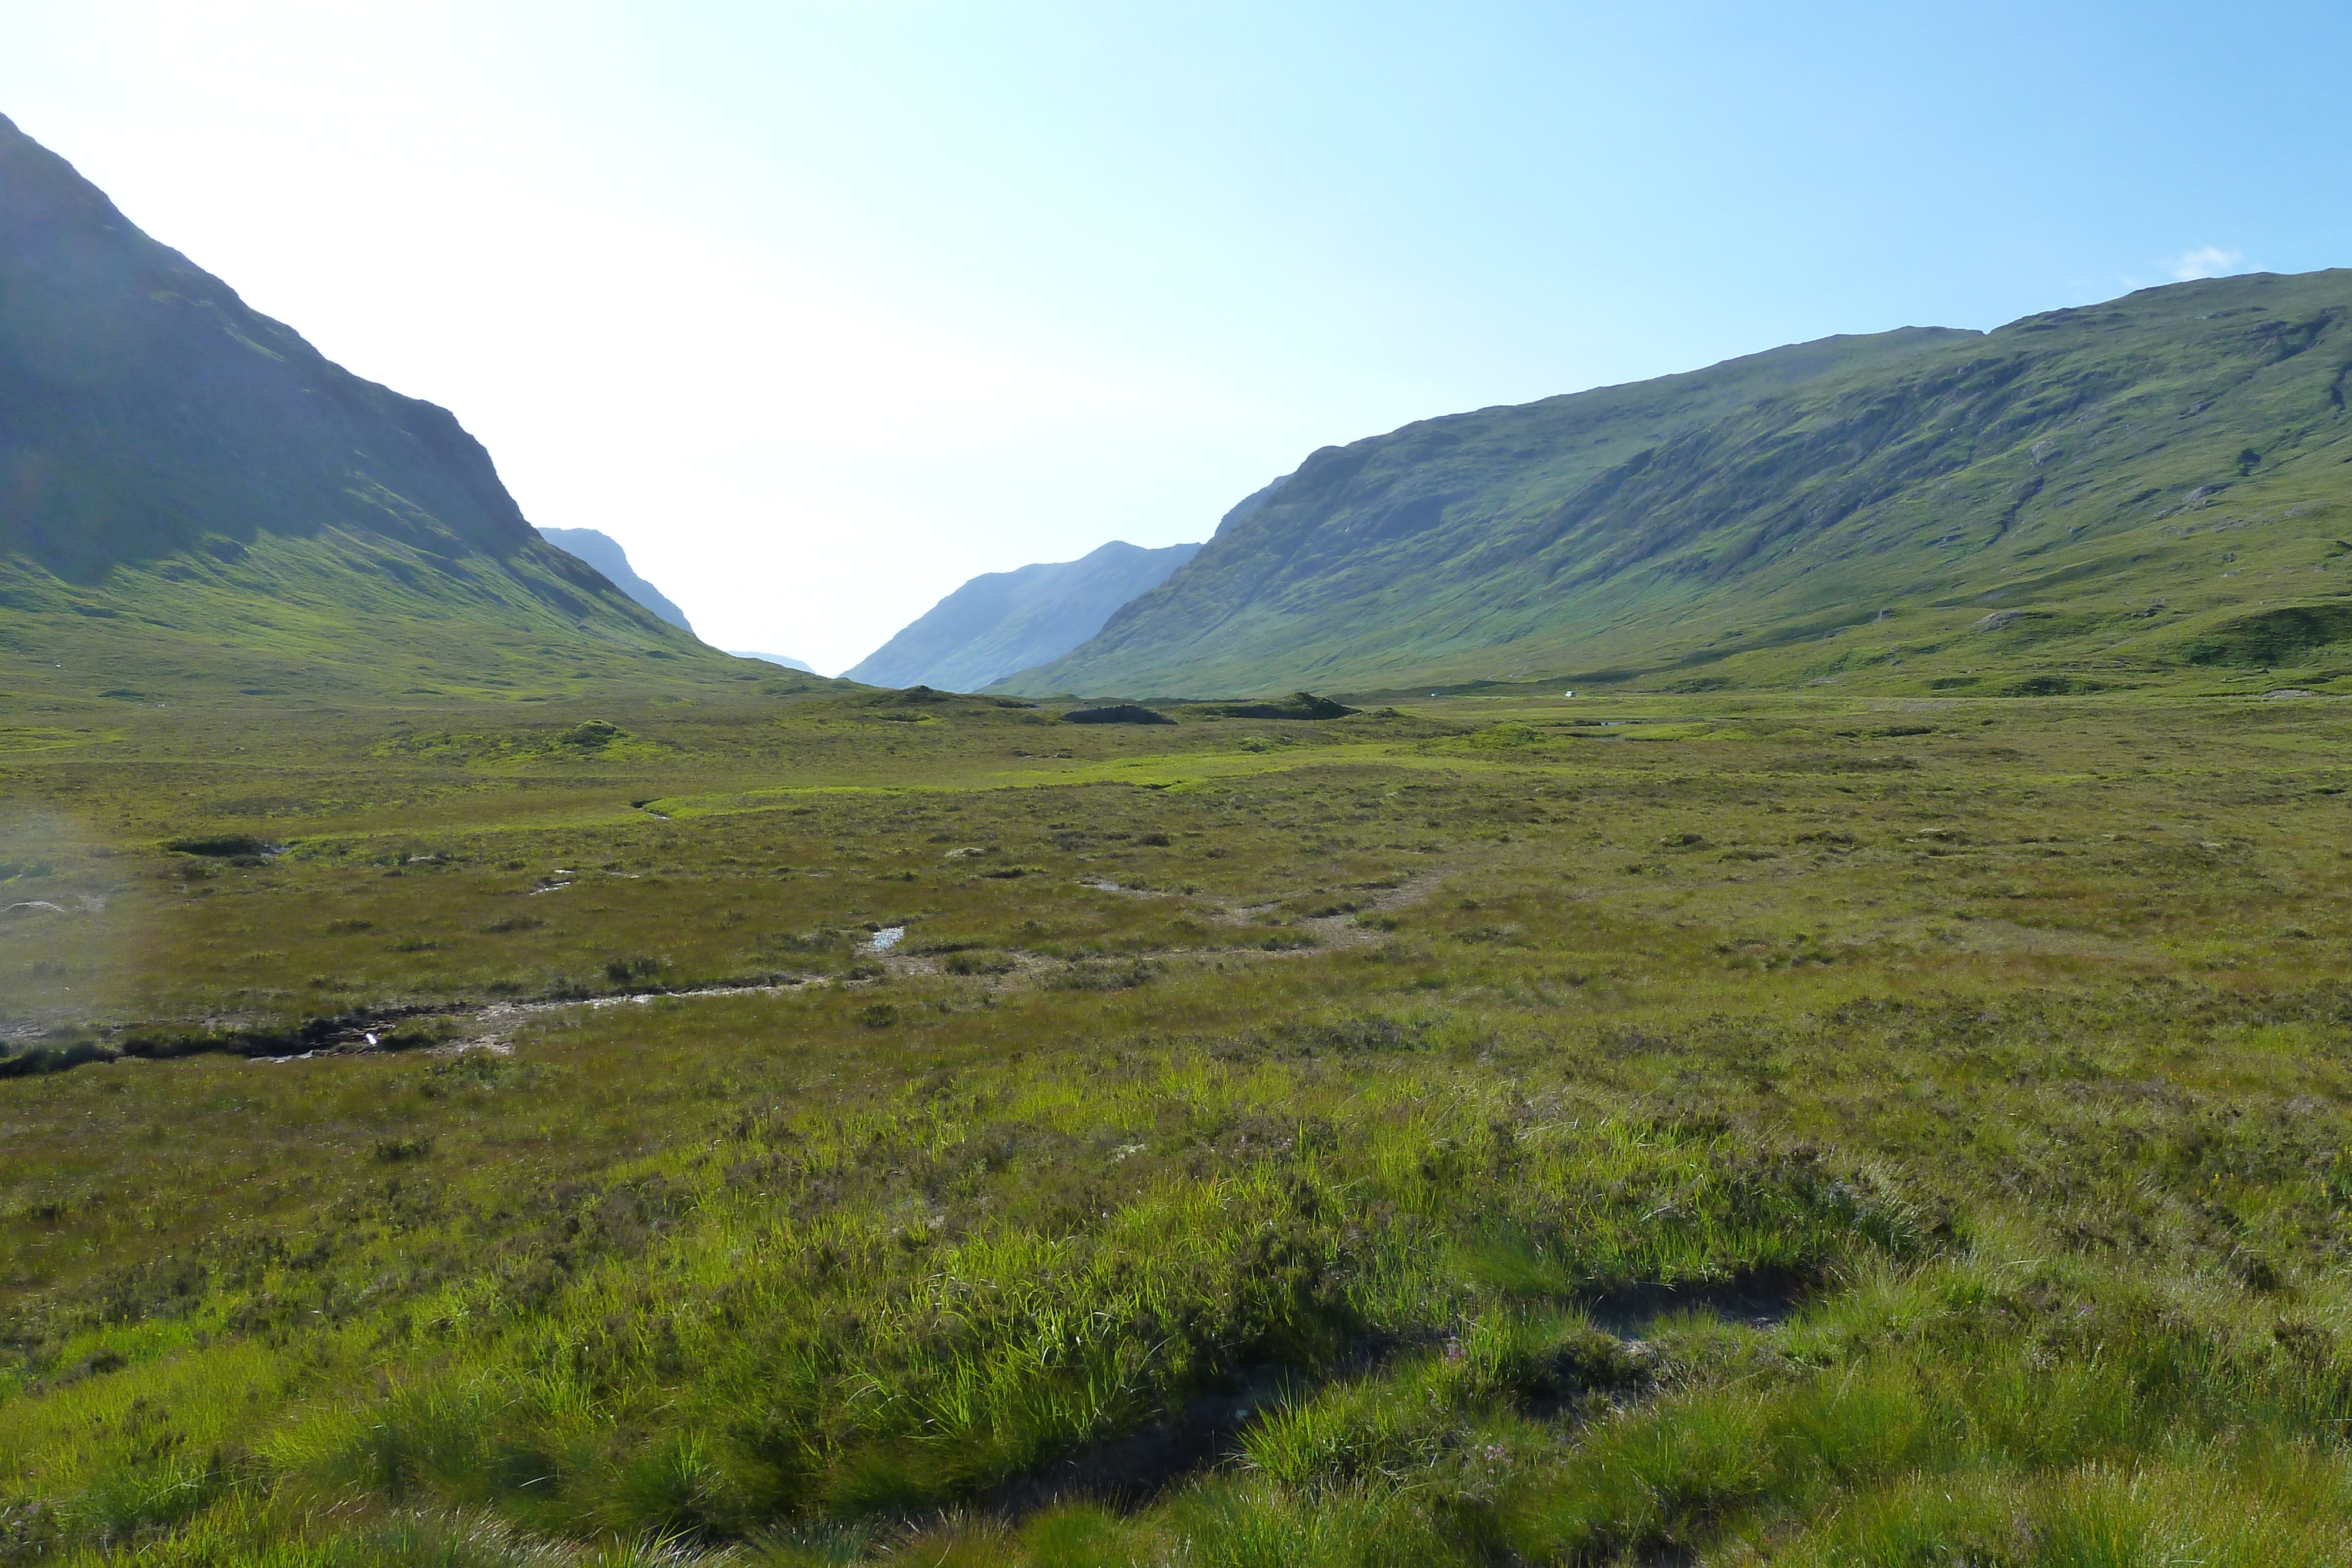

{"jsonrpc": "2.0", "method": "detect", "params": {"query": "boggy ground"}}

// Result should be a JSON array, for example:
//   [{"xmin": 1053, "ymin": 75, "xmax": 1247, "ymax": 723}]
[{"xmin": 5, "ymin": 683, "xmax": 2352, "ymax": 1564}]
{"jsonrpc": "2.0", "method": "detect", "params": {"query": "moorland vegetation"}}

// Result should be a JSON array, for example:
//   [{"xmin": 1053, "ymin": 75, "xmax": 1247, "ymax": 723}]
[
  {"xmin": 7, "ymin": 681, "xmax": 2352, "ymax": 1565},
  {"xmin": 9, "ymin": 102, "xmax": 2352, "ymax": 1568}
]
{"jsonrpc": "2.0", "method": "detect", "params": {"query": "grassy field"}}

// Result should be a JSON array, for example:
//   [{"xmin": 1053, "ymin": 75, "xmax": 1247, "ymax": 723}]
[{"xmin": 5, "ymin": 680, "xmax": 2352, "ymax": 1564}]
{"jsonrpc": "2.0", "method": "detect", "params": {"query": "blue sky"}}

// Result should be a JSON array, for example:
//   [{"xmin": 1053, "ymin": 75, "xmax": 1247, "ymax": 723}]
[{"xmin": 4, "ymin": 2, "xmax": 2348, "ymax": 673}]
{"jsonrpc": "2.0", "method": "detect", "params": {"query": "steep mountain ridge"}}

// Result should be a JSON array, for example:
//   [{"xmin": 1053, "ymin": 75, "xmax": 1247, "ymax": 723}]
[
  {"xmin": 0, "ymin": 112, "xmax": 793, "ymax": 703},
  {"xmin": 847, "ymin": 539, "xmax": 1200, "ymax": 691},
  {"xmin": 1005, "ymin": 275, "xmax": 2352, "ymax": 697},
  {"xmin": 537, "ymin": 528, "xmax": 695, "ymax": 634}
]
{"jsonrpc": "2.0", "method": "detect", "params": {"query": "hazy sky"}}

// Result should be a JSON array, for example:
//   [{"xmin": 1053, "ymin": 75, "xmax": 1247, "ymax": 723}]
[{"xmin": 5, "ymin": 2, "xmax": 2350, "ymax": 674}]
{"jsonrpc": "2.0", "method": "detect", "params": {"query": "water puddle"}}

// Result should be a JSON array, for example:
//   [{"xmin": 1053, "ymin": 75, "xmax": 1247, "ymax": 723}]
[{"xmin": 867, "ymin": 925, "xmax": 906, "ymax": 952}]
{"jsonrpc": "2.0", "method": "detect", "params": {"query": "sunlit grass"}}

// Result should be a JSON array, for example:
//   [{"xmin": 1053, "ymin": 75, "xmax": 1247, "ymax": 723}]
[{"xmin": 6, "ymin": 686, "xmax": 2352, "ymax": 1560}]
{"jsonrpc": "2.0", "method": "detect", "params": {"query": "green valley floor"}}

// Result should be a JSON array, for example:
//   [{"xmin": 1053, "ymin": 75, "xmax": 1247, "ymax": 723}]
[{"xmin": 5, "ymin": 681, "xmax": 2352, "ymax": 1564}]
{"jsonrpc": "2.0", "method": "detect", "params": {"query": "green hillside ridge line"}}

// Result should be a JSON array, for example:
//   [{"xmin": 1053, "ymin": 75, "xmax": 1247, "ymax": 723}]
[
  {"xmin": 1000, "ymin": 273, "xmax": 2352, "ymax": 698},
  {"xmin": 846, "ymin": 538, "xmax": 1202, "ymax": 691},
  {"xmin": 0, "ymin": 529, "xmax": 822, "ymax": 707},
  {"xmin": 0, "ymin": 111, "xmax": 784, "ymax": 703}
]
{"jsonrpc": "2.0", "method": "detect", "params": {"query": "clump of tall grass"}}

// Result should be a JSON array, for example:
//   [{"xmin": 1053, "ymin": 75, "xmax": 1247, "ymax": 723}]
[
  {"xmin": 29, "ymin": 1496, "xmax": 743, "ymax": 1566},
  {"xmin": 233, "ymin": 1087, "xmax": 1914, "ymax": 1543}
]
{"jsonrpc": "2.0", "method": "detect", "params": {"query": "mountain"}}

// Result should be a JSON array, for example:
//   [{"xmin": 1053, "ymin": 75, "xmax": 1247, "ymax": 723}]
[
  {"xmin": 730, "ymin": 650, "xmax": 814, "ymax": 672},
  {"xmin": 537, "ymin": 527, "xmax": 694, "ymax": 633},
  {"xmin": 1004, "ymin": 273, "xmax": 2352, "ymax": 698},
  {"xmin": 0, "ymin": 112, "xmax": 802, "ymax": 703},
  {"xmin": 846, "ymin": 539, "xmax": 1201, "ymax": 691}
]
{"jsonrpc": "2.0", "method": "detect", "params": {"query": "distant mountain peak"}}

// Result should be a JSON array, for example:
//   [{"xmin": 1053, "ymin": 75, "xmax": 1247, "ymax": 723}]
[
  {"xmin": 846, "ymin": 539, "xmax": 1201, "ymax": 691},
  {"xmin": 0, "ymin": 114, "xmax": 756, "ymax": 699},
  {"xmin": 0, "ymin": 111, "xmax": 543, "ymax": 579},
  {"xmin": 536, "ymin": 528, "xmax": 694, "ymax": 634}
]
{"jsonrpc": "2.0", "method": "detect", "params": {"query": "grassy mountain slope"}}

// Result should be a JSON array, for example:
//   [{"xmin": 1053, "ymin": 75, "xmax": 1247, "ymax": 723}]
[
  {"xmin": 847, "ymin": 539, "xmax": 1201, "ymax": 690},
  {"xmin": 1007, "ymin": 273, "xmax": 2352, "ymax": 698},
  {"xmin": 0, "ymin": 112, "xmax": 780, "ymax": 703},
  {"xmin": 536, "ymin": 527, "xmax": 696, "ymax": 634}
]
